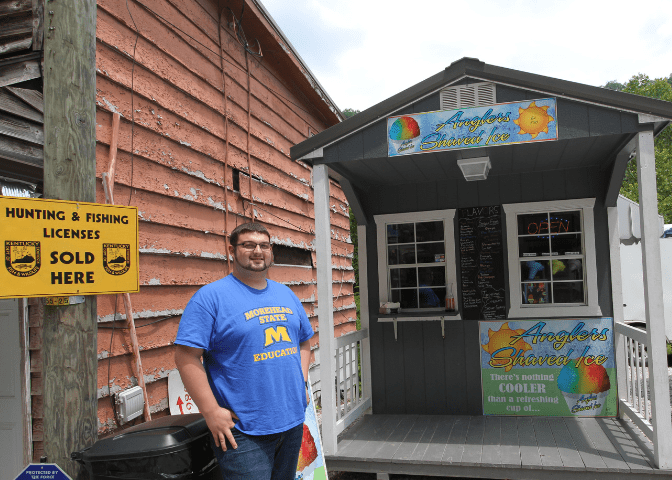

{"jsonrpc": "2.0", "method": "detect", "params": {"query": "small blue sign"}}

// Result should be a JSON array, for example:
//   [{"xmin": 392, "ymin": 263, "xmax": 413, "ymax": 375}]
[{"xmin": 14, "ymin": 464, "xmax": 73, "ymax": 480}]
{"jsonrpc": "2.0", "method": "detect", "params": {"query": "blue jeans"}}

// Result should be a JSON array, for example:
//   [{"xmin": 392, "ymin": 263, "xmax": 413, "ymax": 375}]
[{"xmin": 210, "ymin": 423, "xmax": 304, "ymax": 480}]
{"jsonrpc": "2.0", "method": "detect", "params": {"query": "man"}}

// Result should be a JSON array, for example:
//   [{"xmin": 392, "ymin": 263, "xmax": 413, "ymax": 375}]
[{"xmin": 174, "ymin": 222, "xmax": 313, "ymax": 480}]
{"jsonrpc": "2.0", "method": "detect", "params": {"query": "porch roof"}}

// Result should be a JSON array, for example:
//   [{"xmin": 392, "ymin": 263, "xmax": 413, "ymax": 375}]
[{"xmin": 290, "ymin": 58, "xmax": 672, "ymax": 206}]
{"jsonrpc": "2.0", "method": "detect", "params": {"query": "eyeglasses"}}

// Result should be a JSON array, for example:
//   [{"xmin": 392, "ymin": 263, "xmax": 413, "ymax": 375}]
[{"xmin": 235, "ymin": 242, "xmax": 272, "ymax": 251}]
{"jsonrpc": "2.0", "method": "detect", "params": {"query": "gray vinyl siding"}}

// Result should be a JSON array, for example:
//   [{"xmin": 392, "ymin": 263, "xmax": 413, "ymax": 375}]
[
  {"xmin": 342, "ymin": 84, "xmax": 625, "ymax": 416},
  {"xmin": 365, "ymin": 170, "xmax": 613, "ymax": 415}
]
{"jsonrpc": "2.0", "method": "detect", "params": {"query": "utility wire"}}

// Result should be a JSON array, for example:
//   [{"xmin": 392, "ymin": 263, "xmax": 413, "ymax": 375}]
[{"xmin": 125, "ymin": 0, "xmax": 140, "ymax": 206}]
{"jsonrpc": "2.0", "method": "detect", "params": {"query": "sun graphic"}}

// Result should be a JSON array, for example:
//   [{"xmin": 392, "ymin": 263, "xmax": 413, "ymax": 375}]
[
  {"xmin": 482, "ymin": 322, "xmax": 532, "ymax": 372},
  {"xmin": 513, "ymin": 102, "xmax": 554, "ymax": 139}
]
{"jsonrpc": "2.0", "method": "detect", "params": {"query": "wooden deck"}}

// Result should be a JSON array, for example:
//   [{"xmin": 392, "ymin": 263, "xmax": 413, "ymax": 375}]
[{"xmin": 327, "ymin": 415, "xmax": 672, "ymax": 479}]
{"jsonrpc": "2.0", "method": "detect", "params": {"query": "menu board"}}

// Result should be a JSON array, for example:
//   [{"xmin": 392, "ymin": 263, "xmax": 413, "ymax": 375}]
[{"xmin": 458, "ymin": 205, "xmax": 506, "ymax": 319}]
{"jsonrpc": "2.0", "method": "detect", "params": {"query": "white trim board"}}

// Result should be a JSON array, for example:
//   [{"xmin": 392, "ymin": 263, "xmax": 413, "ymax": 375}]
[
  {"xmin": 503, "ymin": 198, "xmax": 601, "ymax": 318},
  {"xmin": 374, "ymin": 209, "xmax": 461, "ymax": 320}
]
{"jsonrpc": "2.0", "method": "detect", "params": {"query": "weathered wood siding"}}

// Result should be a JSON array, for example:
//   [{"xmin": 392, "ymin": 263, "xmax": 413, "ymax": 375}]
[{"xmin": 94, "ymin": 0, "xmax": 354, "ymax": 435}]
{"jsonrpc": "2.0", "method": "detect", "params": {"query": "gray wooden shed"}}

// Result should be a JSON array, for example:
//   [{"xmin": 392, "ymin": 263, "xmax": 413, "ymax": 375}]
[{"xmin": 292, "ymin": 57, "xmax": 672, "ymax": 477}]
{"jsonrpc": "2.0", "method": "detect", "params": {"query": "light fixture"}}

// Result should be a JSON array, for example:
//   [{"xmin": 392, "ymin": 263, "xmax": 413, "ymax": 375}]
[{"xmin": 457, "ymin": 157, "xmax": 491, "ymax": 181}]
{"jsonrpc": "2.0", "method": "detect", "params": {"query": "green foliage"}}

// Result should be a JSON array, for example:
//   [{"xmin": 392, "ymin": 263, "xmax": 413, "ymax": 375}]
[
  {"xmin": 342, "ymin": 108, "xmax": 360, "ymax": 119},
  {"xmin": 614, "ymin": 74, "xmax": 672, "ymax": 222},
  {"xmin": 349, "ymin": 208, "xmax": 361, "ymax": 330},
  {"xmin": 349, "ymin": 208, "xmax": 358, "ymax": 287},
  {"xmin": 604, "ymin": 80, "xmax": 625, "ymax": 91}
]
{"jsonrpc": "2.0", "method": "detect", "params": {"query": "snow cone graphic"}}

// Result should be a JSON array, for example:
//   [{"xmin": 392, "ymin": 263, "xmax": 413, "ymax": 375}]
[
  {"xmin": 296, "ymin": 423, "xmax": 318, "ymax": 473},
  {"xmin": 389, "ymin": 116, "xmax": 421, "ymax": 154},
  {"xmin": 557, "ymin": 359, "xmax": 611, "ymax": 416}
]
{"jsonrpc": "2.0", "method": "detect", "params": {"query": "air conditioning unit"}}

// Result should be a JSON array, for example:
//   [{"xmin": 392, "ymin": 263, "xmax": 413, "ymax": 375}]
[{"xmin": 115, "ymin": 386, "xmax": 145, "ymax": 423}]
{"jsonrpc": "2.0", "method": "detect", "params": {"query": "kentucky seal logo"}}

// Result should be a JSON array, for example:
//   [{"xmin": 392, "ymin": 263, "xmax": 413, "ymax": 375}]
[
  {"xmin": 5, "ymin": 241, "xmax": 41, "ymax": 277},
  {"xmin": 103, "ymin": 243, "xmax": 130, "ymax": 275}
]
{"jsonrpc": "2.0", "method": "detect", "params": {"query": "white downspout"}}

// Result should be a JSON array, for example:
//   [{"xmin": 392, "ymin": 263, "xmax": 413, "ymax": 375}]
[
  {"xmin": 636, "ymin": 130, "xmax": 672, "ymax": 469},
  {"xmin": 313, "ymin": 164, "xmax": 337, "ymax": 455}
]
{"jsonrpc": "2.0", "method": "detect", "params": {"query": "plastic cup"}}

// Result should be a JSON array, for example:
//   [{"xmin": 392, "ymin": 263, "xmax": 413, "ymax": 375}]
[{"xmin": 562, "ymin": 390, "xmax": 609, "ymax": 416}]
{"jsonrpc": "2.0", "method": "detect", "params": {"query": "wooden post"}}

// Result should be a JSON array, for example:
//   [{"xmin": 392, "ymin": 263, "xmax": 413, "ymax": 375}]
[
  {"xmin": 313, "ymin": 164, "xmax": 337, "ymax": 455},
  {"xmin": 42, "ymin": 0, "xmax": 97, "ymax": 477},
  {"xmin": 357, "ymin": 225, "xmax": 373, "ymax": 403},
  {"xmin": 607, "ymin": 207, "xmax": 628, "ymax": 410},
  {"xmin": 636, "ymin": 130, "xmax": 672, "ymax": 469}
]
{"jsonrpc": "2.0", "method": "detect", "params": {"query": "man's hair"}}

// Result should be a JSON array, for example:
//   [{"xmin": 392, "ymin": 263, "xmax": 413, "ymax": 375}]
[{"xmin": 230, "ymin": 222, "xmax": 270, "ymax": 246}]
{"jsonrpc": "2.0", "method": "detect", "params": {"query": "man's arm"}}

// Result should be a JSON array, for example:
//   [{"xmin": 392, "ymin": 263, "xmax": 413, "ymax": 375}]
[
  {"xmin": 300, "ymin": 340, "xmax": 311, "ymax": 402},
  {"xmin": 174, "ymin": 344, "xmax": 237, "ymax": 451}
]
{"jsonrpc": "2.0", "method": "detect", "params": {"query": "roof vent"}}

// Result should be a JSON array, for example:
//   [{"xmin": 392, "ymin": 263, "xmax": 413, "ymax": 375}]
[{"xmin": 440, "ymin": 82, "xmax": 496, "ymax": 111}]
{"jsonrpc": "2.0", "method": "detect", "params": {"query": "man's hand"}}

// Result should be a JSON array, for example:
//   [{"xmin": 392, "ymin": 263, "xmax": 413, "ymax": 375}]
[
  {"xmin": 174, "ymin": 345, "xmax": 239, "ymax": 451},
  {"xmin": 203, "ymin": 407, "xmax": 239, "ymax": 451}
]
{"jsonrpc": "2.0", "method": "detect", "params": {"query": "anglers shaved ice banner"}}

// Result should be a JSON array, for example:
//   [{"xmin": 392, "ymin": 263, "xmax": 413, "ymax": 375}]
[
  {"xmin": 479, "ymin": 318, "xmax": 616, "ymax": 417},
  {"xmin": 296, "ymin": 376, "xmax": 327, "ymax": 480},
  {"xmin": 387, "ymin": 98, "xmax": 557, "ymax": 157}
]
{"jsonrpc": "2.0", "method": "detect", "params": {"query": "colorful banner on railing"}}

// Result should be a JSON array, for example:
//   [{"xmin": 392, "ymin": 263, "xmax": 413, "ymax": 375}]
[
  {"xmin": 479, "ymin": 318, "xmax": 616, "ymax": 417},
  {"xmin": 387, "ymin": 98, "xmax": 557, "ymax": 157},
  {"xmin": 295, "ymin": 373, "xmax": 327, "ymax": 480}
]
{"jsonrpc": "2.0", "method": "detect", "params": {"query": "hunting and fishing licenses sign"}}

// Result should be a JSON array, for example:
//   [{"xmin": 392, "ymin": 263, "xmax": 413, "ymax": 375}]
[
  {"xmin": 479, "ymin": 318, "xmax": 617, "ymax": 417},
  {"xmin": 1, "ymin": 197, "xmax": 139, "ymax": 298}
]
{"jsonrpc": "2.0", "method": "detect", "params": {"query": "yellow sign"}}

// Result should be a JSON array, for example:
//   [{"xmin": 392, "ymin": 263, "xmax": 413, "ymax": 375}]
[{"xmin": 1, "ymin": 197, "xmax": 139, "ymax": 298}]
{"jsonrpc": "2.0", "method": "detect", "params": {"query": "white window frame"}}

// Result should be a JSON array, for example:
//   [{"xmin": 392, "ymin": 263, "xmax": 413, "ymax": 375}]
[
  {"xmin": 374, "ymin": 209, "xmax": 460, "ymax": 319},
  {"xmin": 503, "ymin": 198, "xmax": 602, "ymax": 318}
]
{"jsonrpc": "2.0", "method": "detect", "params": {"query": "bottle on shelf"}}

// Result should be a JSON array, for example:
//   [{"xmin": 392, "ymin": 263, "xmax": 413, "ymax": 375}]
[{"xmin": 445, "ymin": 283, "xmax": 456, "ymax": 312}]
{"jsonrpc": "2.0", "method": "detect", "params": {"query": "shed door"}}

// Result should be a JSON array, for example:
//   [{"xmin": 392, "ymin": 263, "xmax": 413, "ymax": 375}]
[{"xmin": 0, "ymin": 298, "xmax": 25, "ymax": 477}]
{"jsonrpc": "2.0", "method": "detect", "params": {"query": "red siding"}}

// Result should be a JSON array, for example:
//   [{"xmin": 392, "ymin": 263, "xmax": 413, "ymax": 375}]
[{"xmin": 94, "ymin": 0, "xmax": 353, "ymax": 434}]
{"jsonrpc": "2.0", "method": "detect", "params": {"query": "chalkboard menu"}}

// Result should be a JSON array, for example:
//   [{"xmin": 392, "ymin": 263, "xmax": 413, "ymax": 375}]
[{"xmin": 458, "ymin": 205, "xmax": 506, "ymax": 320}]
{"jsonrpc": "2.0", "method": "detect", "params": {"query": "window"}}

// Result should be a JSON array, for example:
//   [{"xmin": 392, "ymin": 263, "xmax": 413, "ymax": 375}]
[
  {"xmin": 504, "ymin": 199, "xmax": 601, "ymax": 318},
  {"xmin": 375, "ymin": 210, "xmax": 459, "ymax": 315}
]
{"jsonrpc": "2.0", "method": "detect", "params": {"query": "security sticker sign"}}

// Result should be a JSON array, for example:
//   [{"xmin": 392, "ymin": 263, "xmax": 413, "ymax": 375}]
[{"xmin": 0, "ymin": 197, "xmax": 139, "ymax": 298}]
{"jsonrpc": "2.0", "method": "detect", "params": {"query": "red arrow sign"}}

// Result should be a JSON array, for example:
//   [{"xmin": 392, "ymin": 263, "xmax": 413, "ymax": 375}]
[{"xmin": 176, "ymin": 396, "xmax": 184, "ymax": 414}]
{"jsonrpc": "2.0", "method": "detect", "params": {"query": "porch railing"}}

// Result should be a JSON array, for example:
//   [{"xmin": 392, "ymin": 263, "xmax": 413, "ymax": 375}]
[
  {"xmin": 615, "ymin": 321, "xmax": 653, "ymax": 439},
  {"xmin": 334, "ymin": 328, "xmax": 372, "ymax": 435}
]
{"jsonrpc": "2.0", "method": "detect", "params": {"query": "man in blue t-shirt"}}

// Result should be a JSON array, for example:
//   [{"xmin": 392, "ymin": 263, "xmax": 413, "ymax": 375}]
[{"xmin": 174, "ymin": 222, "xmax": 313, "ymax": 480}]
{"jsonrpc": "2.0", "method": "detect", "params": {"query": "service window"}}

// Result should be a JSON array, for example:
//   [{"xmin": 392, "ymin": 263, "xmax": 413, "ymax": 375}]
[
  {"xmin": 504, "ymin": 199, "xmax": 601, "ymax": 318},
  {"xmin": 375, "ymin": 210, "xmax": 458, "ymax": 313}
]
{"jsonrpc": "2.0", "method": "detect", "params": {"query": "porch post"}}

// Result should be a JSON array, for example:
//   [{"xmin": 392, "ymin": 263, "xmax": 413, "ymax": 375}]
[
  {"xmin": 607, "ymin": 207, "xmax": 628, "ymax": 406},
  {"xmin": 313, "ymin": 164, "xmax": 337, "ymax": 455},
  {"xmin": 357, "ymin": 225, "xmax": 373, "ymax": 401},
  {"xmin": 636, "ymin": 130, "xmax": 672, "ymax": 468}
]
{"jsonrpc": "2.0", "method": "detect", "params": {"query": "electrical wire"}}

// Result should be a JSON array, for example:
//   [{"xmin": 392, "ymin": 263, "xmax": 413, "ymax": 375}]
[
  {"xmin": 108, "ymin": 294, "xmax": 120, "ymax": 426},
  {"xmin": 125, "ymin": 0, "xmax": 140, "ymax": 207},
  {"xmin": 228, "ymin": 4, "xmax": 262, "ymax": 57}
]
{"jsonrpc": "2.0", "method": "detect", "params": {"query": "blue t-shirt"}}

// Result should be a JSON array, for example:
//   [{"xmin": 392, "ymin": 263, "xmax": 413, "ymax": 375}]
[{"xmin": 175, "ymin": 275, "xmax": 314, "ymax": 435}]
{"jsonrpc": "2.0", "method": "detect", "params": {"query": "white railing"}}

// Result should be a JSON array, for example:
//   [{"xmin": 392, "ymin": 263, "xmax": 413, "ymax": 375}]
[
  {"xmin": 334, "ymin": 328, "xmax": 372, "ymax": 435},
  {"xmin": 615, "ymin": 321, "xmax": 653, "ymax": 439}
]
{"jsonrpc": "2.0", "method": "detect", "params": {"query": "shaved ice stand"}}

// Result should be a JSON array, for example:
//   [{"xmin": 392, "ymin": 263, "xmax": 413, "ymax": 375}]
[{"xmin": 292, "ymin": 58, "xmax": 672, "ymax": 477}]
